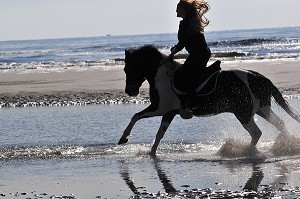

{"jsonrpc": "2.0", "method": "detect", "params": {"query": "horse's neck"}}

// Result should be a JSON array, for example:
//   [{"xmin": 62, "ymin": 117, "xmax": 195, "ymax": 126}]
[
  {"xmin": 152, "ymin": 60, "xmax": 179, "ymax": 84},
  {"xmin": 161, "ymin": 60, "xmax": 180, "ymax": 77}
]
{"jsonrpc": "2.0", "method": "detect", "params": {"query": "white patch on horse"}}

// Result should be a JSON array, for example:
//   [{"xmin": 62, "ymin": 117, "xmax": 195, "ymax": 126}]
[
  {"xmin": 232, "ymin": 69, "xmax": 260, "ymax": 116},
  {"xmin": 154, "ymin": 62, "xmax": 181, "ymax": 113},
  {"xmin": 232, "ymin": 69, "xmax": 250, "ymax": 88}
]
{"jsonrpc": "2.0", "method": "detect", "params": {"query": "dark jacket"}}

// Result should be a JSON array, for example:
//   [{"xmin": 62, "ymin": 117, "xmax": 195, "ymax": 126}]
[
  {"xmin": 175, "ymin": 18, "xmax": 209, "ymax": 56},
  {"xmin": 174, "ymin": 18, "xmax": 211, "ymax": 93}
]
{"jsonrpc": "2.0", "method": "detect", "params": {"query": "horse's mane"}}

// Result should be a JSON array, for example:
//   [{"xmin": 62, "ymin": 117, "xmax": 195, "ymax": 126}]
[
  {"xmin": 129, "ymin": 45, "xmax": 163, "ymax": 68},
  {"xmin": 131, "ymin": 45, "xmax": 162, "ymax": 56}
]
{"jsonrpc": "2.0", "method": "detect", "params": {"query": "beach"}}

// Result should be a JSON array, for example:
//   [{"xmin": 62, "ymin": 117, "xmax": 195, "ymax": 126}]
[
  {"xmin": 0, "ymin": 60, "xmax": 300, "ymax": 198},
  {"xmin": 0, "ymin": 67, "xmax": 150, "ymax": 107},
  {"xmin": 0, "ymin": 60, "xmax": 300, "ymax": 108},
  {"xmin": 1, "ymin": 26, "xmax": 300, "ymax": 198}
]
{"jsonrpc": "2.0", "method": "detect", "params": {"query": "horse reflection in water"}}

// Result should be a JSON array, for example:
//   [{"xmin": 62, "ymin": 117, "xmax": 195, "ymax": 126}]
[
  {"xmin": 120, "ymin": 160, "xmax": 176, "ymax": 196},
  {"xmin": 118, "ymin": 45, "xmax": 300, "ymax": 155},
  {"xmin": 119, "ymin": 160, "xmax": 266, "ymax": 197},
  {"xmin": 119, "ymin": 160, "xmax": 298, "ymax": 197}
]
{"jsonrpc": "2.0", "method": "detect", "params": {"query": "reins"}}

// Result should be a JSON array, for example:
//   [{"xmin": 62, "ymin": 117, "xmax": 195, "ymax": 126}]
[{"xmin": 159, "ymin": 58, "xmax": 177, "ymax": 77}]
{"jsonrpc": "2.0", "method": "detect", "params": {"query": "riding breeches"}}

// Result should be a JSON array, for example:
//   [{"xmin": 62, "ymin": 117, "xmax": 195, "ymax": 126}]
[{"xmin": 175, "ymin": 48, "xmax": 211, "ymax": 93}]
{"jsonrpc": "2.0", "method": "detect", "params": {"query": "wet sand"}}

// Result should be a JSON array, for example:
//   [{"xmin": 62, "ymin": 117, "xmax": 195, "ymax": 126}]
[
  {"xmin": 0, "ymin": 60, "xmax": 299, "ymax": 107},
  {"xmin": 0, "ymin": 67, "xmax": 149, "ymax": 107}
]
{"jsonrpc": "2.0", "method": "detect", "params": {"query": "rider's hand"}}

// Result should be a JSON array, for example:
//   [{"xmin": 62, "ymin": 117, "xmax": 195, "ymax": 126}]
[
  {"xmin": 170, "ymin": 46, "xmax": 175, "ymax": 52},
  {"xmin": 168, "ymin": 46, "xmax": 179, "ymax": 62}
]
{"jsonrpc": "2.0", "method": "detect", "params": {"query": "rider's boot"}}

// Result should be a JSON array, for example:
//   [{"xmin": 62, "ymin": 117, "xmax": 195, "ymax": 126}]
[{"xmin": 179, "ymin": 95, "xmax": 193, "ymax": 119}]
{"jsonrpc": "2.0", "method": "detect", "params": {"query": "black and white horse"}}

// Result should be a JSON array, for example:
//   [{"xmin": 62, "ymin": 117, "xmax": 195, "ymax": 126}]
[{"xmin": 118, "ymin": 45, "xmax": 300, "ymax": 155}]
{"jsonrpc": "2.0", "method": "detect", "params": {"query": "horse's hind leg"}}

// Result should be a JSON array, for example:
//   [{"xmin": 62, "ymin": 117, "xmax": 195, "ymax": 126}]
[
  {"xmin": 257, "ymin": 106, "xmax": 289, "ymax": 134},
  {"xmin": 241, "ymin": 118, "xmax": 262, "ymax": 147}
]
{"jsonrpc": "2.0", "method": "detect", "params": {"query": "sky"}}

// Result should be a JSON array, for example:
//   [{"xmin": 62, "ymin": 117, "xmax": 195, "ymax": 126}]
[{"xmin": 1, "ymin": 0, "xmax": 300, "ymax": 41}]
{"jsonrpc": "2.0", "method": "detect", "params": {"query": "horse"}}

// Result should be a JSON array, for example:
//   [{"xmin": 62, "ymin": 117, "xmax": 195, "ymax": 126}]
[{"xmin": 118, "ymin": 45, "xmax": 300, "ymax": 155}]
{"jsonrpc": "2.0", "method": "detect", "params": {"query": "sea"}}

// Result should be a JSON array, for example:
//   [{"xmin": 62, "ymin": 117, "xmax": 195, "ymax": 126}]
[
  {"xmin": 0, "ymin": 26, "xmax": 300, "ymax": 69},
  {"xmin": 1, "ymin": 27, "xmax": 300, "ymax": 198}
]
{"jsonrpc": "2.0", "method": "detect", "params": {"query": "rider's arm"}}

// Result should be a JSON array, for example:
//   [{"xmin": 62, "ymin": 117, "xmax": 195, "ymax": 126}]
[
  {"xmin": 170, "ymin": 46, "xmax": 180, "ymax": 57},
  {"xmin": 168, "ymin": 19, "xmax": 187, "ymax": 59}
]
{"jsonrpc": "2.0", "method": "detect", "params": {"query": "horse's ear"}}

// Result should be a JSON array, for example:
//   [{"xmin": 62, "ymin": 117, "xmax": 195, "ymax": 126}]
[{"xmin": 125, "ymin": 49, "xmax": 130, "ymax": 56}]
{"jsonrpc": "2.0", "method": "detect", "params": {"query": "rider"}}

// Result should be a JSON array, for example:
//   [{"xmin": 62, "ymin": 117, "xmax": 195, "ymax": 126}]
[{"xmin": 168, "ymin": 0, "xmax": 211, "ymax": 108}]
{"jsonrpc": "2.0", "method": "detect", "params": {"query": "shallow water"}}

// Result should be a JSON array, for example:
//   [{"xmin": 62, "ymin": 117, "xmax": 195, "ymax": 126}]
[{"xmin": 0, "ymin": 100, "xmax": 300, "ymax": 198}]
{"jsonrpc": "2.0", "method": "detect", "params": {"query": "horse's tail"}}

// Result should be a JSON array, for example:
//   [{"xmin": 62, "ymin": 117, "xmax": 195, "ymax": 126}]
[
  {"xmin": 248, "ymin": 69, "xmax": 300, "ymax": 123},
  {"xmin": 269, "ymin": 79, "xmax": 300, "ymax": 123}
]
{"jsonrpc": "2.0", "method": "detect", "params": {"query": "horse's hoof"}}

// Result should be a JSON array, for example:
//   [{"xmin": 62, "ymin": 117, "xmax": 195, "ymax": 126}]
[
  {"xmin": 118, "ymin": 138, "xmax": 128, "ymax": 145},
  {"xmin": 149, "ymin": 152, "xmax": 157, "ymax": 158}
]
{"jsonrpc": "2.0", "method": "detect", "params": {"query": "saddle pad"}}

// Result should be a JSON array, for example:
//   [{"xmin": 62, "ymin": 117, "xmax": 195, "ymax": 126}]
[{"xmin": 195, "ymin": 71, "xmax": 220, "ymax": 96}]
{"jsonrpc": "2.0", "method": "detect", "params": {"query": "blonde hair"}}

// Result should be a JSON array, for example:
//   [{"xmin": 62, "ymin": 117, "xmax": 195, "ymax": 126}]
[{"xmin": 178, "ymin": 0, "xmax": 210, "ymax": 33}]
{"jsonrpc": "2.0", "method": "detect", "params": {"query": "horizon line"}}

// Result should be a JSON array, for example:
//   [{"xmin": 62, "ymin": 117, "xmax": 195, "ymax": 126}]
[{"xmin": 0, "ymin": 26, "xmax": 299, "ymax": 43}]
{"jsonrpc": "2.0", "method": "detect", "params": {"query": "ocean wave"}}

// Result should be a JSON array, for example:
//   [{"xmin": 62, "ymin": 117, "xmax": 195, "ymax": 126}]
[
  {"xmin": 209, "ymin": 37, "xmax": 300, "ymax": 47},
  {"xmin": 213, "ymin": 51, "xmax": 247, "ymax": 57},
  {"xmin": 209, "ymin": 38, "xmax": 275, "ymax": 47},
  {"xmin": 175, "ymin": 52, "xmax": 300, "ymax": 60},
  {"xmin": 79, "ymin": 45, "xmax": 124, "ymax": 53}
]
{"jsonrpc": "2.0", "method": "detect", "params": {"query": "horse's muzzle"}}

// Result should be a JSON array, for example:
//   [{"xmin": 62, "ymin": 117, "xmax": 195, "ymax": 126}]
[{"xmin": 125, "ymin": 83, "xmax": 140, "ymax": 96}]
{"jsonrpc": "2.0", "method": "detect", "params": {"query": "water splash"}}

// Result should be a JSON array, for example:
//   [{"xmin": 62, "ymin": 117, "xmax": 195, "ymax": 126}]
[
  {"xmin": 217, "ymin": 139, "xmax": 260, "ymax": 158},
  {"xmin": 271, "ymin": 133, "xmax": 300, "ymax": 156}
]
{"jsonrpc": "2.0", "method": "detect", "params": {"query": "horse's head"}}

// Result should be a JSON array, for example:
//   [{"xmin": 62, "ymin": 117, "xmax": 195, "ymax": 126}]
[
  {"xmin": 124, "ymin": 49, "xmax": 146, "ymax": 96},
  {"xmin": 124, "ymin": 45, "xmax": 163, "ymax": 96}
]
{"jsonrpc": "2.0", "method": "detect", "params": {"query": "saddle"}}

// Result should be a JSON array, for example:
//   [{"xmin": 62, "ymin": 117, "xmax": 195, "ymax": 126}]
[{"xmin": 173, "ymin": 60, "xmax": 221, "ymax": 96}]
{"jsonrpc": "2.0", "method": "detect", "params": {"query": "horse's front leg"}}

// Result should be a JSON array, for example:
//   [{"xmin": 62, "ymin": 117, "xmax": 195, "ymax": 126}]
[
  {"xmin": 118, "ymin": 105, "xmax": 156, "ymax": 145},
  {"xmin": 118, "ymin": 113, "xmax": 141, "ymax": 144},
  {"xmin": 150, "ymin": 111, "xmax": 177, "ymax": 156}
]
